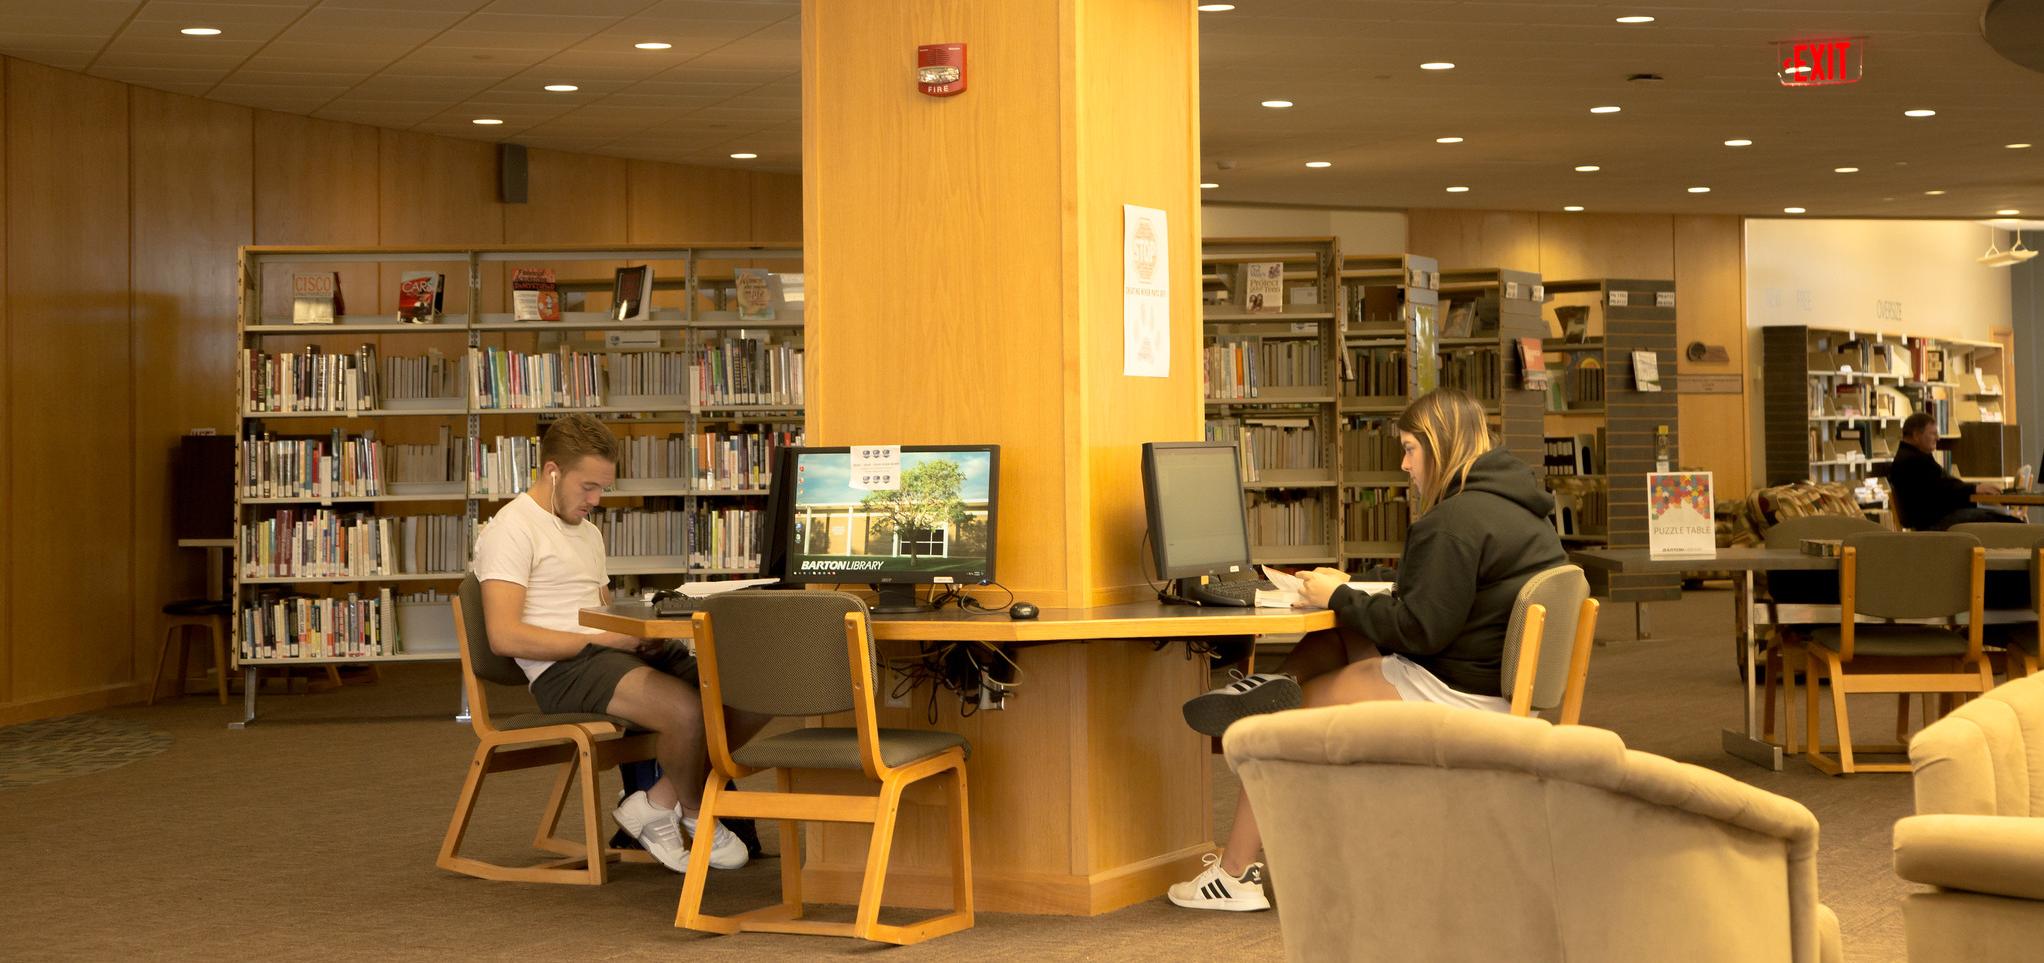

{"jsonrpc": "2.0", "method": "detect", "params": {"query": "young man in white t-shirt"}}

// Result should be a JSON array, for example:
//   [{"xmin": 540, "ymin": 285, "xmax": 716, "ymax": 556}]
[{"xmin": 471, "ymin": 414, "xmax": 767, "ymax": 874}]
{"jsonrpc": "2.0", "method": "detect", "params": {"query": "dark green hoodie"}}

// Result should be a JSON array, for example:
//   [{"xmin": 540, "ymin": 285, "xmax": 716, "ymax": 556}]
[{"xmin": 1328, "ymin": 447, "xmax": 1568, "ymax": 697}]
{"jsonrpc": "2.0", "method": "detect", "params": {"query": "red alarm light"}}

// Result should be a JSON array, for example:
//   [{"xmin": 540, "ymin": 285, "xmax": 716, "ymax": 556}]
[{"xmin": 917, "ymin": 43, "xmax": 966, "ymax": 97}]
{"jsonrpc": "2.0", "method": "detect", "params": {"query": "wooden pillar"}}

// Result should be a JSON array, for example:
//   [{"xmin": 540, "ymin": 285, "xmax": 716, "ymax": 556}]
[{"xmin": 799, "ymin": 0, "xmax": 1209, "ymax": 915}]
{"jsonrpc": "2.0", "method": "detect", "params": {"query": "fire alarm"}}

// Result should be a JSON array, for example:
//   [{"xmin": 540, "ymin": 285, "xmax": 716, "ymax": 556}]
[{"xmin": 917, "ymin": 43, "xmax": 966, "ymax": 96}]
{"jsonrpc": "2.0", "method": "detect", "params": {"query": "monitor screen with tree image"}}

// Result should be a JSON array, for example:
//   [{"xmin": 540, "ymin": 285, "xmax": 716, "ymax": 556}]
[{"xmin": 778, "ymin": 445, "xmax": 1000, "ymax": 612}]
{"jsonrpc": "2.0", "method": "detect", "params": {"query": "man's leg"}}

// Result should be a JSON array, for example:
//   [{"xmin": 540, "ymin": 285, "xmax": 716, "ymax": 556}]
[
  {"xmin": 603, "ymin": 666, "xmax": 706, "ymax": 811},
  {"xmin": 1934, "ymin": 507, "xmax": 2022, "ymax": 529}
]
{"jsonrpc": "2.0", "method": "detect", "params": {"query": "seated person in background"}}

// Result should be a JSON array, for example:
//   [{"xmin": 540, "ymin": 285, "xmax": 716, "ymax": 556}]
[
  {"xmin": 1889, "ymin": 412, "xmax": 2017, "ymax": 530},
  {"xmin": 1168, "ymin": 388, "xmax": 1568, "ymax": 912},
  {"xmin": 473, "ymin": 414, "xmax": 768, "ymax": 874}
]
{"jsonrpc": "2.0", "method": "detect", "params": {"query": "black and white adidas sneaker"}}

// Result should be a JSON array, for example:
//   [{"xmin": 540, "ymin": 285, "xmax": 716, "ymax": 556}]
[
  {"xmin": 1182, "ymin": 672, "xmax": 1303, "ymax": 737},
  {"xmin": 1167, "ymin": 854, "xmax": 1270, "ymax": 911}
]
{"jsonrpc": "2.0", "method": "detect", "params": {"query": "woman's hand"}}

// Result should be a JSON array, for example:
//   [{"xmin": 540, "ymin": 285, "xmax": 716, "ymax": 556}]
[{"xmin": 1297, "ymin": 569, "xmax": 1347, "ymax": 609}]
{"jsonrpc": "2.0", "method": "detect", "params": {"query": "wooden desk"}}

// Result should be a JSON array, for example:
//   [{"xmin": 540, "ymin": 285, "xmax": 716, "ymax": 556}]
[
  {"xmin": 1572, "ymin": 546, "xmax": 2031, "ymax": 771},
  {"xmin": 1972, "ymin": 491, "xmax": 2044, "ymax": 508},
  {"xmin": 581, "ymin": 600, "xmax": 1332, "ymax": 917}
]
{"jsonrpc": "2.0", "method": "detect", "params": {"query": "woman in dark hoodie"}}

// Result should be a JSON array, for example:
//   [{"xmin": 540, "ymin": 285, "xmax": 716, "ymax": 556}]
[{"xmin": 1168, "ymin": 387, "xmax": 1568, "ymax": 913}]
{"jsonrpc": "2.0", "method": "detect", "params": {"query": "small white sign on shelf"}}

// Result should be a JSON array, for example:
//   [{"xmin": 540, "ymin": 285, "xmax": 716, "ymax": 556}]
[
  {"xmin": 1655, "ymin": 291, "xmax": 1676, "ymax": 308},
  {"xmin": 1608, "ymin": 290, "xmax": 1630, "ymax": 308},
  {"xmin": 849, "ymin": 444, "xmax": 901, "ymax": 492}
]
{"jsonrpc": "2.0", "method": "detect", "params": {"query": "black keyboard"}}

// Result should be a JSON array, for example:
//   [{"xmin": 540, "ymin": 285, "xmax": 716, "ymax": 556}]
[
  {"xmin": 653, "ymin": 594, "xmax": 700, "ymax": 617},
  {"xmin": 1185, "ymin": 579, "xmax": 1276, "ymax": 607}
]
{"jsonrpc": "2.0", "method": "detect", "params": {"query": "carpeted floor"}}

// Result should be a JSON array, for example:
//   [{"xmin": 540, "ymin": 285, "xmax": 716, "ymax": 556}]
[{"xmin": 0, "ymin": 585, "xmax": 1922, "ymax": 961}]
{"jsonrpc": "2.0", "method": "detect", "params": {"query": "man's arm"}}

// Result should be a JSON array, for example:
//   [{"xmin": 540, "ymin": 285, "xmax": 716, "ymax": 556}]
[{"xmin": 480, "ymin": 578, "xmax": 638, "ymax": 660}]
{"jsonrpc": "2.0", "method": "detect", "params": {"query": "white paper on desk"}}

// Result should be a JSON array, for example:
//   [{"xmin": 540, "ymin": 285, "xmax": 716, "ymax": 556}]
[
  {"xmin": 1256, "ymin": 565, "xmax": 1305, "ymax": 608},
  {"xmin": 672, "ymin": 577, "xmax": 779, "ymax": 599}
]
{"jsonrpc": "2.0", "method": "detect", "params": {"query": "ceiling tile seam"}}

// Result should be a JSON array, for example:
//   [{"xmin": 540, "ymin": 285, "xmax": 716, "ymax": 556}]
[
  {"xmin": 81, "ymin": 3, "xmax": 147, "ymax": 74},
  {"xmin": 412, "ymin": 0, "xmax": 673, "ymax": 137},
  {"xmin": 200, "ymin": 3, "xmax": 326, "ymax": 103},
  {"xmin": 579, "ymin": 17, "xmax": 796, "ymax": 146}
]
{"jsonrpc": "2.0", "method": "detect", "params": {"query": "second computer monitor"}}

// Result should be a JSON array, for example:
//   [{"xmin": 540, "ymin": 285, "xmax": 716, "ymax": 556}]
[
  {"xmin": 779, "ymin": 446, "xmax": 1000, "ymax": 609},
  {"xmin": 1141, "ymin": 441, "xmax": 1255, "ymax": 581}
]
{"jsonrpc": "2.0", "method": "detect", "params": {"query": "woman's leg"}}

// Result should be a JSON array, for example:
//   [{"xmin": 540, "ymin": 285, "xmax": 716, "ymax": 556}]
[
  {"xmin": 1276, "ymin": 626, "xmax": 1363, "ymax": 684},
  {"xmin": 1218, "ymin": 645, "xmax": 1401, "ymax": 875}
]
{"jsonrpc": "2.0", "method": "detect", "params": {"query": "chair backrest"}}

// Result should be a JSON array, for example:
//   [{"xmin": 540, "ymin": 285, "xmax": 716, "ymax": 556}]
[
  {"xmin": 1841, "ymin": 532, "xmax": 1980, "ymax": 620},
  {"xmin": 1874, "ymin": 477, "xmax": 1905, "ymax": 531},
  {"xmin": 1225, "ymin": 702, "xmax": 1827, "ymax": 963},
  {"xmin": 1909, "ymin": 673, "xmax": 2044, "ymax": 818},
  {"xmin": 1501, "ymin": 565, "xmax": 1590, "ymax": 712},
  {"xmin": 458, "ymin": 574, "xmax": 532, "ymax": 687},
  {"xmin": 1947, "ymin": 522, "xmax": 2044, "ymax": 550},
  {"xmin": 698, "ymin": 590, "xmax": 876, "ymax": 717}
]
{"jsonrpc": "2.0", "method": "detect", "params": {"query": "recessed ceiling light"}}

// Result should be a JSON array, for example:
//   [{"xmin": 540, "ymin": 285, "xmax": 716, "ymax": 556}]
[
  {"xmin": 1564, "ymin": 205, "xmax": 1585, "ymax": 212},
  {"xmin": 471, "ymin": 118, "xmax": 504, "ymax": 126},
  {"xmin": 1260, "ymin": 100, "xmax": 1293, "ymax": 108},
  {"xmin": 1435, "ymin": 136, "xmax": 1464, "ymax": 144},
  {"xmin": 1834, "ymin": 167, "xmax": 1859, "ymax": 173},
  {"xmin": 1903, "ymin": 109, "xmax": 1936, "ymax": 118},
  {"xmin": 729, "ymin": 152, "xmax": 758, "ymax": 160},
  {"xmin": 1420, "ymin": 62, "xmax": 1455, "ymax": 71},
  {"xmin": 1200, "ymin": 182, "xmax": 1220, "ymax": 189},
  {"xmin": 1998, "ymin": 209, "xmax": 2022, "ymax": 216},
  {"xmin": 1574, "ymin": 165, "xmax": 1600, "ymax": 172},
  {"xmin": 1615, "ymin": 16, "xmax": 1655, "ymax": 24},
  {"xmin": 1445, "ymin": 186, "xmax": 1470, "ymax": 193},
  {"xmin": 1724, "ymin": 138, "xmax": 1753, "ymax": 147},
  {"xmin": 1590, "ymin": 105, "xmax": 1621, "ymax": 114},
  {"xmin": 180, "ymin": 27, "xmax": 221, "ymax": 36},
  {"xmin": 543, "ymin": 84, "xmax": 578, "ymax": 92},
  {"xmin": 1196, "ymin": 3, "xmax": 1236, "ymax": 10},
  {"xmin": 2008, "ymin": 143, "xmax": 2033, "ymax": 149},
  {"xmin": 1924, "ymin": 190, "xmax": 1946, "ymax": 196},
  {"xmin": 634, "ymin": 41, "xmax": 672, "ymax": 50},
  {"xmin": 1784, "ymin": 207, "xmax": 1806, "ymax": 214},
  {"xmin": 1687, "ymin": 186, "xmax": 1711, "ymax": 193},
  {"xmin": 1304, "ymin": 161, "xmax": 1332, "ymax": 168}
]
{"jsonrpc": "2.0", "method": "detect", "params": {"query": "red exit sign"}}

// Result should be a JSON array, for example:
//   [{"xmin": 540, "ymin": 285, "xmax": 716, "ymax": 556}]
[{"xmin": 1777, "ymin": 36, "xmax": 1865, "ymax": 86}]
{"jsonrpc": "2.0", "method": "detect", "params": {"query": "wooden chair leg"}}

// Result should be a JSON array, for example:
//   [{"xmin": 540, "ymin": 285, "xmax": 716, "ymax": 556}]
[
  {"xmin": 678, "ymin": 773, "xmax": 736, "ymax": 934},
  {"xmin": 1895, "ymin": 693, "xmax": 1912, "ymax": 744},
  {"xmin": 1762, "ymin": 642, "xmax": 1782, "ymax": 742},
  {"xmin": 576, "ymin": 743, "xmax": 607, "ymax": 886},
  {"xmin": 776, "ymin": 769, "xmax": 806, "ymax": 916},
  {"xmin": 853, "ymin": 777, "xmax": 907, "ymax": 940},
  {"xmin": 1831, "ymin": 662, "xmax": 1857, "ymax": 774},
  {"xmin": 176, "ymin": 626, "xmax": 195, "ymax": 701},
  {"xmin": 947, "ymin": 763, "xmax": 974, "ymax": 921},
  {"xmin": 1804, "ymin": 648, "xmax": 1825, "ymax": 766},
  {"xmin": 1781, "ymin": 647, "xmax": 1799, "ymax": 754},
  {"xmin": 531, "ymin": 753, "xmax": 580, "ymax": 856},
  {"xmin": 436, "ymin": 746, "xmax": 494, "ymax": 872},
  {"xmin": 148, "ymin": 622, "xmax": 181, "ymax": 706}
]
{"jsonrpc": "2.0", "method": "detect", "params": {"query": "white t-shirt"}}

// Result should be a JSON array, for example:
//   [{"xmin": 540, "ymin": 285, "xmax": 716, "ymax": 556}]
[{"xmin": 471, "ymin": 492, "xmax": 609, "ymax": 682}]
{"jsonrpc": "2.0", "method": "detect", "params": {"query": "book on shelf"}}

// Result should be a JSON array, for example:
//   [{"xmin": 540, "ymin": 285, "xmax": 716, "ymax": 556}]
[
  {"xmin": 469, "ymin": 346, "xmax": 606, "ymax": 410},
  {"xmin": 242, "ymin": 344, "xmax": 381, "ymax": 414},
  {"xmin": 1204, "ymin": 336, "xmax": 1324, "ymax": 400},
  {"xmin": 591, "ymin": 505, "xmax": 763, "ymax": 570},
  {"xmin": 735, "ymin": 268, "xmax": 776, "ymax": 322},
  {"xmin": 1245, "ymin": 261, "xmax": 1284, "ymax": 314},
  {"xmin": 1437, "ymin": 346, "xmax": 1502, "ymax": 403},
  {"xmin": 290, "ymin": 272, "xmax": 341, "ymax": 325},
  {"xmin": 1517, "ymin": 338, "xmax": 1549, "ymax": 392},
  {"xmin": 381, "ymin": 349, "xmax": 465, "ymax": 408},
  {"xmin": 397, "ymin": 272, "xmax": 445, "ymax": 324},
  {"xmin": 1341, "ymin": 487, "xmax": 1409, "ymax": 545},
  {"xmin": 1546, "ymin": 475, "xmax": 1608, "ymax": 538},
  {"xmin": 240, "ymin": 510, "xmax": 467, "ymax": 579},
  {"xmin": 612, "ymin": 265, "xmax": 654, "ymax": 321},
  {"xmin": 242, "ymin": 429, "xmax": 385, "ymax": 499},
  {"xmin": 1340, "ymin": 345, "xmax": 1410, "ymax": 401},
  {"xmin": 1831, "ymin": 382, "xmax": 1865, "ymax": 417},
  {"xmin": 240, "ymin": 589, "xmax": 395, "ymax": 660},
  {"xmin": 1245, "ymin": 490, "xmax": 1328, "ymax": 549},
  {"xmin": 1555, "ymin": 305, "xmax": 1590, "ymax": 343},
  {"xmin": 511, "ymin": 267, "xmax": 561, "ymax": 322},
  {"xmin": 1341, "ymin": 416, "xmax": 1402, "ymax": 473},
  {"xmin": 470, "ymin": 434, "xmax": 540, "ymax": 497},
  {"xmin": 1631, "ymin": 350, "xmax": 1662, "ymax": 392},
  {"xmin": 391, "ymin": 426, "xmax": 463, "ymax": 491},
  {"xmin": 692, "ymin": 338, "xmax": 805, "ymax": 407},
  {"xmin": 614, "ymin": 427, "xmax": 805, "ymax": 492},
  {"xmin": 1439, "ymin": 298, "xmax": 1475, "ymax": 338}
]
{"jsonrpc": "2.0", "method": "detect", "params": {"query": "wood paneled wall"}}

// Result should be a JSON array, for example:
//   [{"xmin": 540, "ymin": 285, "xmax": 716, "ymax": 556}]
[
  {"xmin": 0, "ymin": 56, "xmax": 801, "ymax": 724},
  {"xmin": 1409, "ymin": 209, "xmax": 1749, "ymax": 493}
]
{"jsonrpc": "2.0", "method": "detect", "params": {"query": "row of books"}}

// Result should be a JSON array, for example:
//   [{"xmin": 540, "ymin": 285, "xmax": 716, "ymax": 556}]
[
  {"xmin": 392, "ymin": 427, "xmax": 463, "ymax": 485},
  {"xmin": 616, "ymin": 428, "xmax": 804, "ymax": 491},
  {"xmin": 242, "ymin": 346, "xmax": 381, "ymax": 413},
  {"xmin": 696, "ymin": 339, "xmax": 804, "ymax": 407},
  {"xmin": 1341, "ymin": 417, "xmax": 1402, "ymax": 473},
  {"xmin": 470, "ymin": 346, "xmax": 607, "ymax": 409},
  {"xmin": 1544, "ymin": 358, "xmax": 1605, "ymax": 410},
  {"xmin": 383, "ymin": 350, "xmax": 464, "ymax": 403},
  {"xmin": 1436, "ymin": 347, "xmax": 1503, "ymax": 403},
  {"xmin": 1547, "ymin": 476, "xmax": 1608, "ymax": 539},
  {"xmin": 471, "ymin": 435, "xmax": 541, "ymax": 497},
  {"xmin": 1341, "ymin": 488, "xmax": 1410, "ymax": 544},
  {"xmin": 1540, "ymin": 433, "xmax": 1601, "ymax": 477},
  {"xmin": 1809, "ymin": 425, "xmax": 1900, "ymax": 464},
  {"xmin": 242, "ymin": 431, "xmax": 387, "ymax": 499},
  {"xmin": 239, "ymin": 591, "xmax": 398, "ymax": 660},
  {"xmin": 606, "ymin": 349, "xmax": 694, "ymax": 398},
  {"xmin": 1245, "ymin": 491, "xmax": 1328, "ymax": 548},
  {"xmin": 592, "ymin": 507, "xmax": 761, "ymax": 569},
  {"xmin": 240, "ymin": 511, "xmax": 469, "ymax": 579},
  {"xmin": 1202, "ymin": 337, "xmax": 1326, "ymax": 399},
  {"xmin": 1339, "ymin": 347, "xmax": 1411, "ymax": 400}
]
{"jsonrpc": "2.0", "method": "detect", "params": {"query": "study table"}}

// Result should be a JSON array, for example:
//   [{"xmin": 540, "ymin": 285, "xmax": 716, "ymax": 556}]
[
  {"xmin": 1571, "ymin": 546, "xmax": 2032, "ymax": 771},
  {"xmin": 582, "ymin": 599, "xmax": 1335, "ymax": 917},
  {"xmin": 1972, "ymin": 491, "xmax": 2044, "ymax": 508}
]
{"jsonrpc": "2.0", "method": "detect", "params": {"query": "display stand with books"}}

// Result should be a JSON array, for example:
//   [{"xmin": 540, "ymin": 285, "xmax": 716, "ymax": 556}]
[
  {"xmin": 232, "ymin": 243, "xmax": 804, "ymax": 727},
  {"xmin": 1436, "ymin": 267, "xmax": 1547, "ymax": 468},
  {"xmin": 1326, "ymin": 253, "xmax": 1441, "ymax": 563}
]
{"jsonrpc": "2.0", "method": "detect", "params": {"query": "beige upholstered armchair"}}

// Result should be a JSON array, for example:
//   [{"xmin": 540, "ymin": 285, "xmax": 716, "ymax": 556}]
[
  {"xmin": 1896, "ymin": 672, "xmax": 2044, "ymax": 963},
  {"xmin": 1226, "ymin": 702, "xmax": 1843, "ymax": 962}
]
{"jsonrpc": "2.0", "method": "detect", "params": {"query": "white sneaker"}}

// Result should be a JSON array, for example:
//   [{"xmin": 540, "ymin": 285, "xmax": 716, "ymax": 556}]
[
  {"xmin": 682, "ymin": 812, "xmax": 750, "ymax": 870},
  {"xmin": 613, "ymin": 790, "xmax": 690, "ymax": 873},
  {"xmin": 1167, "ymin": 853, "xmax": 1270, "ymax": 911}
]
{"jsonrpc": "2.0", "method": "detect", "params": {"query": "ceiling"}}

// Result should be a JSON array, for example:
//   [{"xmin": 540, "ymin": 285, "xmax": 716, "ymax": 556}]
[{"xmin": 0, "ymin": 0, "xmax": 2039, "ymax": 219}]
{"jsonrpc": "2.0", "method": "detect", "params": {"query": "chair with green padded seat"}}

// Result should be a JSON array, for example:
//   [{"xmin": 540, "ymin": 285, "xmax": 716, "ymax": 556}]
[
  {"xmin": 1949, "ymin": 523, "xmax": 2044, "ymax": 680},
  {"xmin": 1802, "ymin": 532, "xmax": 1995, "ymax": 775},
  {"xmin": 1758, "ymin": 514, "xmax": 1886, "ymax": 752},
  {"xmin": 1500, "ymin": 564, "xmax": 1600, "ymax": 724},
  {"xmin": 677, "ymin": 590, "xmax": 972, "ymax": 946},
  {"xmin": 437, "ymin": 575, "xmax": 660, "ymax": 885}
]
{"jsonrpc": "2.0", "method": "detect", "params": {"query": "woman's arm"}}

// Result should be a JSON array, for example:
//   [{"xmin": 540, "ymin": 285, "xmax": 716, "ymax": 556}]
[{"xmin": 1325, "ymin": 526, "xmax": 1480, "ymax": 657}]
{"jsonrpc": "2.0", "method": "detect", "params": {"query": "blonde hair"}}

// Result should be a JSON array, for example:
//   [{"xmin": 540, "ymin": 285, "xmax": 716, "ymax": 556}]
[
  {"xmin": 1398, "ymin": 388, "xmax": 1493, "ymax": 515},
  {"xmin": 540, "ymin": 413, "xmax": 620, "ymax": 473}
]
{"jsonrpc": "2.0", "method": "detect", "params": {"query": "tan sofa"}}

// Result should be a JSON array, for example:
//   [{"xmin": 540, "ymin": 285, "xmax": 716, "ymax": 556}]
[
  {"xmin": 1226, "ymin": 702, "xmax": 1843, "ymax": 962},
  {"xmin": 1896, "ymin": 672, "xmax": 2044, "ymax": 963}
]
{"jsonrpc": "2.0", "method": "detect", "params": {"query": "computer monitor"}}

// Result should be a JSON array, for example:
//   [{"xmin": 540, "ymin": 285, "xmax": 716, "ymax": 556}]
[
  {"xmin": 778, "ymin": 445, "xmax": 1000, "ymax": 612},
  {"xmin": 1141, "ymin": 441, "xmax": 1254, "ymax": 581}
]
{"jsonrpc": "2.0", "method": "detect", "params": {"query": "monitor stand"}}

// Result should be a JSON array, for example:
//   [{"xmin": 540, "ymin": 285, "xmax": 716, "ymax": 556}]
[{"xmin": 870, "ymin": 583, "xmax": 926, "ymax": 615}]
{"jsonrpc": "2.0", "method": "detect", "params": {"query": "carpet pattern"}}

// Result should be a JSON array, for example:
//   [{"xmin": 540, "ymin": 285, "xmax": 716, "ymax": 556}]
[{"xmin": 0, "ymin": 715, "xmax": 173, "ymax": 790}]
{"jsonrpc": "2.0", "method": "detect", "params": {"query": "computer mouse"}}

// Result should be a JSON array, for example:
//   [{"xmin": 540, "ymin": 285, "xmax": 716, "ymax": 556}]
[{"xmin": 1008, "ymin": 602, "xmax": 1039, "ymax": 620}]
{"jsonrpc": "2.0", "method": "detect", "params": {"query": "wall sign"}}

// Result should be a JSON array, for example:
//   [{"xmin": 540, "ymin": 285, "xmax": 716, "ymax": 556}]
[{"xmin": 1777, "ymin": 36, "xmax": 1864, "ymax": 87}]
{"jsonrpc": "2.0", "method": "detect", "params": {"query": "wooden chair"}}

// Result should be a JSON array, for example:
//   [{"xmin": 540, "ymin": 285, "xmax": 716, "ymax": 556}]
[
  {"xmin": 437, "ymin": 575, "xmax": 660, "ymax": 884},
  {"xmin": 1949, "ymin": 523, "xmax": 2044, "ymax": 679},
  {"xmin": 1757, "ymin": 514, "xmax": 1884, "ymax": 752},
  {"xmin": 677, "ymin": 591, "xmax": 973, "ymax": 945},
  {"xmin": 1802, "ymin": 532, "xmax": 1996, "ymax": 775},
  {"xmin": 1501, "ymin": 565, "xmax": 1600, "ymax": 724},
  {"xmin": 1876, "ymin": 476, "xmax": 1907, "ymax": 532},
  {"xmin": 149, "ymin": 599, "xmax": 231, "ymax": 705}
]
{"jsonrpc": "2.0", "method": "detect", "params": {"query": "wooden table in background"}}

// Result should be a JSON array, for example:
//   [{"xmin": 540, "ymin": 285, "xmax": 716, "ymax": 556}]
[{"xmin": 582, "ymin": 600, "xmax": 1333, "ymax": 917}]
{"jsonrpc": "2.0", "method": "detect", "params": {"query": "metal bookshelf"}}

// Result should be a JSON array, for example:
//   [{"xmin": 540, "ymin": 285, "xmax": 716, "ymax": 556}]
[
  {"xmin": 230, "ymin": 243, "xmax": 804, "ymax": 726},
  {"xmin": 1333, "ymin": 252, "xmax": 1441, "ymax": 565}
]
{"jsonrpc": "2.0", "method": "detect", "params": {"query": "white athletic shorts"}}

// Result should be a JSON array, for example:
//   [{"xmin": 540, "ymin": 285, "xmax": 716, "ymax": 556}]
[{"xmin": 1379, "ymin": 653, "xmax": 1512, "ymax": 713}]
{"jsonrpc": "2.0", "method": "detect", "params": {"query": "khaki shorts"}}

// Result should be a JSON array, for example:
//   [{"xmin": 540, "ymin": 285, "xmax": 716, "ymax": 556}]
[{"xmin": 530, "ymin": 642, "xmax": 698, "ymax": 716}]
